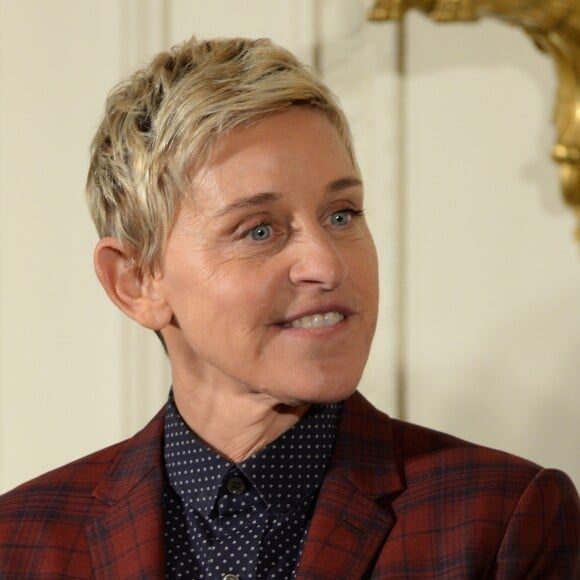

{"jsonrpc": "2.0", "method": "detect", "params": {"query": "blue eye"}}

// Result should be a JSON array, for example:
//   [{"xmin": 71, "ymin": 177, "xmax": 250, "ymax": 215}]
[
  {"xmin": 330, "ymin": 210, "xmax": 352, "ymax": 226},
  {"xmin": 249, "ymin": 224, "xmax": 272, "ymax": 241}
]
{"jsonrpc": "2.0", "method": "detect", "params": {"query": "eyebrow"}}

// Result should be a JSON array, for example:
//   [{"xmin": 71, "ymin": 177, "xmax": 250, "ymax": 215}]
[
  {"xmin": 214, "ymin": 175, "xmax": 363, "ymax": 218},
  {"xmin": 325, "ymin": 176, "xmax": 363, "ymax": 193},
  {"xmin": 214, "ymin": 192, "xmax": 281, "ymax": 217}
]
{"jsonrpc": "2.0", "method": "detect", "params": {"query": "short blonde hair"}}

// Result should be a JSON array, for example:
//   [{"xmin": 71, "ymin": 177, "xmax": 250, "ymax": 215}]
[{"xmin": 86, "ymin": 36, "xmax": 355, "ymax": 271}]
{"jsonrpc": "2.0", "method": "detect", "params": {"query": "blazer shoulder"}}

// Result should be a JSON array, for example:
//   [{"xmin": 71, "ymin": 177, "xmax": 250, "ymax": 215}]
[
  {"xmin": 0, "ymin": 437, "xmax": 128, "ymax": 578},
  {"xmin": 343, "ymin": 392, "xmax": 543, "ymax": 486},
  {"xmin": 0, "ymin": 437, "xmax": 128, "ymax": 515},
  {"xmin": 345, "ymin": 393, "xmax": 576, "ymax": 501},
  {"xmin": 387, "ymin": 415, "xmax": 580, "ymax": 526},
  {"xmin": 389, "ymin": 418, "xmax": 580, "ymax": 576},
  {"xmin": 342, "ymin": 397, "xmax": 579, "ymax": 576},
  {"xmin": 389, "ymin": 416, "xmax": 545, "ymax": 488},
  {"xmin": 0, "ymin": 406, "xmax": 165, "ymax": 517},
  {"xmin": 0, "ymin": 408, "xmax": 166, "ymax": 578}
]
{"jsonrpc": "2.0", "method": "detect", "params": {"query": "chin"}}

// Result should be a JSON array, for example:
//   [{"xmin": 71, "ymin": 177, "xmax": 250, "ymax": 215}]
[{"xmin": 275, "ymin": 374, "xmax": 362, "ymax": 406}]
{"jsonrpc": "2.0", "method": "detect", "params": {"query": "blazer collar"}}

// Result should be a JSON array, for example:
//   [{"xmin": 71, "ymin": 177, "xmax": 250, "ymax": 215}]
[
  {"xmin": 91, "ymin": 407, "xmax": 165, "ymax": 504},
  {"xmin": 88, "ymin": 408, "xmax": 166, "ymax": 579},
  {"xmin": 297, "ymin": 392, "xmax": 405, "ymax": 578},
  {"xmin": 332, "ymin": 391, "xmax": 404, "ymax": 497}
]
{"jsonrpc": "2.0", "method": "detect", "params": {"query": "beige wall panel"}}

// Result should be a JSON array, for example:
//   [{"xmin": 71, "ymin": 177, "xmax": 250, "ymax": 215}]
[
  {"xmin": 0, "ymin": 0, "xmax": 129, "ymax": 491},
  {"xmin": 168, "ymin": 0, "xmax": 315, "ymax": 63},
  {"xmin": 405, "ymin": 13, "xmax": 580, "ymax": 485}
]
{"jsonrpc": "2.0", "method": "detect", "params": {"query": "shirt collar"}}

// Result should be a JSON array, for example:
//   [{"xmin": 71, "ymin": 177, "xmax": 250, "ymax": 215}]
[{"xmin": 164, "ymin": 393, "xmax": 341, "ymax": 517}]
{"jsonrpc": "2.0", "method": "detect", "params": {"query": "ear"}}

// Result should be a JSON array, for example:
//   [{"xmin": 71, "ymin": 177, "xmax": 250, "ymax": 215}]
[{"xmin": 93, "ymin": 237, "xmax": 173, "ymax": 330}]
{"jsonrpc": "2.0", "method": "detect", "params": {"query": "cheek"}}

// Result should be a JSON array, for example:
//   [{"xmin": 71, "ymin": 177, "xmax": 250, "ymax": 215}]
[
  {"xmin": 349, "ymin": 239, "xmax": 379, "ymax": 290},
  {"xmin": 180, "ymin": 259, "xmax": 286, "ymax": 324}
]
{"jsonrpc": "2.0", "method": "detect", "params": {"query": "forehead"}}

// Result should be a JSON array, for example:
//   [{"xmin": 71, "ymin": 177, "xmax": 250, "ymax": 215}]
[{"xmin": 186, "ymin": 108, "xmax": 357, "ymax": 207}]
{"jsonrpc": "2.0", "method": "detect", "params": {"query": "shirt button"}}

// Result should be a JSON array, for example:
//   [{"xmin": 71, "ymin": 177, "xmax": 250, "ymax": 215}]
[
  {"xmin": 223, "ymin": 575, "xmax": 239, "ymax": 580},
  {"xmin": 226, "ymin": 476, "xmax": 245, "ymax": 495}
]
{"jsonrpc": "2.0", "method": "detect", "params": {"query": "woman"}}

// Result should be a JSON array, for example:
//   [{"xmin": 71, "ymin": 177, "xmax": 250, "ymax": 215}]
[{"xmin": 0, "ymin": 36, "xmax": 578, "ymax": 579}]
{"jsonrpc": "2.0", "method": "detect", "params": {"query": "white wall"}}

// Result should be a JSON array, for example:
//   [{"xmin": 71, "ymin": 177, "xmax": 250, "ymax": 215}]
[
  {"xmin": 0, "ymin": 0, "xmax": 129, "ymax": 491},
  {"xmin": 0, "ymin": 1, "xmax": 577, "ymax": 491},
  {"xmin": 404, "ymin": 13, "xmax": 580, "ymax": 483}
]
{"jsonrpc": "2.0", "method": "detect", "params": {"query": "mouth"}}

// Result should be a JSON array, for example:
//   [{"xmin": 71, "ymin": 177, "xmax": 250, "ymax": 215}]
[{"xmin": 280, "ymin": 311, "xmax": 346, "ymax": 329}]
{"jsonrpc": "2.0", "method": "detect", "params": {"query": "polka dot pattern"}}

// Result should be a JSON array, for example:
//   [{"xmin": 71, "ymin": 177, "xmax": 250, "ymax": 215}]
[{"xmin": 163, "ymin": 394, "xmax": 341, "ymax": 579}]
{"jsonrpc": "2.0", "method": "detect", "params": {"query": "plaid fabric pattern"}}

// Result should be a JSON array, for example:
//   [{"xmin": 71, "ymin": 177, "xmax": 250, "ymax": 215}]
[
  {"xmin": 0, "ymin": 393, "xmax": 578, "ymax": 578},
  {"xmin": 296, "ymin": 394, "xmax": 580, "ymax": 578},
  {"xmin": 0, "ymin": 410, "xmax": 166, "ymax": 579}
]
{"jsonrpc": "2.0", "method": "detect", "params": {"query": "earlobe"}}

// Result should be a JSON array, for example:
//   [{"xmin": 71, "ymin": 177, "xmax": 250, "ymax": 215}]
[{"xmin": 93, "ymin": 237, "xmax": 172, "ymax": 330}]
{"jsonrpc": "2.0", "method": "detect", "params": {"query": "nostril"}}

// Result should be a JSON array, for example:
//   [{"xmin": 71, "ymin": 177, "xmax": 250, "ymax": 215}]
[{"xmin": 288, "ymin": 247, "xmax": 347, "ymax": 289}]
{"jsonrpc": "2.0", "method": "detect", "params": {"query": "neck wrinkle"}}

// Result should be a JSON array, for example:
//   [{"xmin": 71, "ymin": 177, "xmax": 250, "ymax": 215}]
[{"xmin": 173, "ymin": 383, "xmax": 309, "ymax": 463}]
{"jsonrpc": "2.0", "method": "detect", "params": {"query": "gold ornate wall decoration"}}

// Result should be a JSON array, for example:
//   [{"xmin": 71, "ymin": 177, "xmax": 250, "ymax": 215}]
[{"xmin": 369, "ymin": 0, "xmax": 580, "ymax": 239}]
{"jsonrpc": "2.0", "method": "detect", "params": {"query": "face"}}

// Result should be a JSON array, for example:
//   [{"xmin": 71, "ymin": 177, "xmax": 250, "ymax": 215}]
[{"xmin": 157, "ymin": 107, "xmax": 379, "ymax": 406}]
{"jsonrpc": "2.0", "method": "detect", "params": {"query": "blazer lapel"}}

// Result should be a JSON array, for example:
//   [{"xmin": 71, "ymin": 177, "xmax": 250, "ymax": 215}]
[
  {"xmin": 297, "ymin": 393, "xmax": 404, "ymax": 578},
  {"xmin": 296, "ymin": 474, "xmax": 396, "ymax": 578},
  {"xmin": 87, "ymin": 410, "xmax": 166, "ymax": 579}
]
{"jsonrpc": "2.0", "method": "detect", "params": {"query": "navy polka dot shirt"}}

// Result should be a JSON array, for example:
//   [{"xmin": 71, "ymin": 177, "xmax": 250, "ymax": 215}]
[{"xmin": 163, "ymin": 394, "xmax": 342, "ymax": 579}]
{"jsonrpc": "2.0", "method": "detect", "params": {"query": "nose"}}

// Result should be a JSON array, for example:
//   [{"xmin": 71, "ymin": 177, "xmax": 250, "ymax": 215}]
[{"xmin": 288, "ymin": 228, "xmax": 348, "ymax": 290}]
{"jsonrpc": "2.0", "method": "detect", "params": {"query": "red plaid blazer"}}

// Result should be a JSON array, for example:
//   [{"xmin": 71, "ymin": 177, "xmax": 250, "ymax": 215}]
[{"xmin": 1, "ymin": 392, "xmax": 578, "ymax": 578}]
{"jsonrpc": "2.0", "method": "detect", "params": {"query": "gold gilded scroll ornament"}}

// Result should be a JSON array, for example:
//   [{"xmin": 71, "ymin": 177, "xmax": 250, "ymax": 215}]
[{"xmin": 369, "ymin": 0, "xmax": 580, "ymax": 239}]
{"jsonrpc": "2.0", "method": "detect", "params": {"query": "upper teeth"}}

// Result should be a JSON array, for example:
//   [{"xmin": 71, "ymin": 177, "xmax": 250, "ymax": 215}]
[{"xmin": 284, "ymin": 312, "xmax": 345, "ymax": 329}]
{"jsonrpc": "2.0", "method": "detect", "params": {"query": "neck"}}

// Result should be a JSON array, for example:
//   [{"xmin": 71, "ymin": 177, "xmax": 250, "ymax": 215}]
[{"xmin": 172, "ymin": 380, "xmax": 309, "ymax": 463}]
